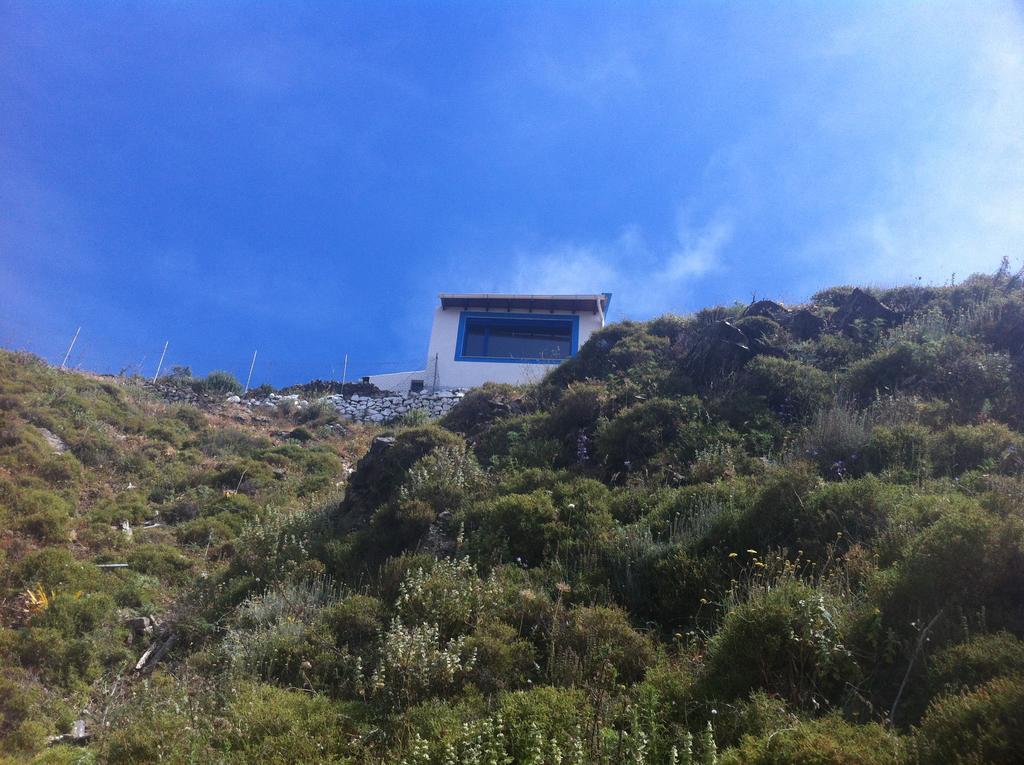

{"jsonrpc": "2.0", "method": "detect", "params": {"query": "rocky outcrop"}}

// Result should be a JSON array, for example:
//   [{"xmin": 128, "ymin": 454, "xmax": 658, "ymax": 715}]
[
  {"xmin": 678, "ymin": 320, "xmax": 756, "ymax": 382},
  {"xmin": 832, "ymin": 288, "xmax": 900, "ymax": 330},
  {"xmin": 742, "ymin": 299, "xmax": 790, "ymax": 322},
  {"xmin": 789, "ymin": 309, "xmax": 827, "ymax": 340},
  {"xmin": 36, "ymin": 427, "xmax": 67, "ymax": 453}
]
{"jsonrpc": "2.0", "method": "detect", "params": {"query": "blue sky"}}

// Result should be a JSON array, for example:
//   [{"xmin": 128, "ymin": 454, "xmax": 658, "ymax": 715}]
[{"xmin": 2, "ymin": 1, "xmax": 1023, "ymax": 386}]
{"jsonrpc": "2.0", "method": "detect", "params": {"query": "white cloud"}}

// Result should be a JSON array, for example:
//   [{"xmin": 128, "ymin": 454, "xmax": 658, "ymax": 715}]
[
  {"xmin": 801, "ymin": 2, "xmax": 1024, "ymax": 287},
  {"xmin": 662, "ymin": 211, "xmax": 733, "ymax": 281},
  {"xmin": 512, "ymin": 208, "xmax": 734, "ymax": 317}
]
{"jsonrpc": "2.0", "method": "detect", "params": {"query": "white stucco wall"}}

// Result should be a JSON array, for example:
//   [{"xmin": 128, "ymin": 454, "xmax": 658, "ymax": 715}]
[{"xmin": 369, "ymin": 306, "xmax": 604, "ymax": 392}]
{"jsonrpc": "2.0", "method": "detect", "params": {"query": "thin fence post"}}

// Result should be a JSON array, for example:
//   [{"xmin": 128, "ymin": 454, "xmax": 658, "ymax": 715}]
[
  {"xmin": 341, "ymin": 354, "xmax": 348, "ymax": 391},
  {"xmin": 152, "ymin": 341, "xmax": 169, "ymax": 382},
  {"xmin": 431, "ymin": 353, "xmax": 439, "ymax": 392},
  {"xmin": 244, "ymin": 350, "xmax": 257, "ymax": 395},
  {"xmin": 60, "ymin": 327, "xmax": 81, "ymax": 369}
]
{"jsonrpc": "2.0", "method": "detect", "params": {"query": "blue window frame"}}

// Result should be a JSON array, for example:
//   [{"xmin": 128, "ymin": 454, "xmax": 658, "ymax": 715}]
[{"xmin": 454, "ymin": 312, "xmax": 580, "ymax": 364}]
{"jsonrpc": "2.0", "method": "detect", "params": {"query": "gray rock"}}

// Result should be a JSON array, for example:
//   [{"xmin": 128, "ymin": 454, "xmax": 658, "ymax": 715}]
[{"xmin": 36, "ymin": 427, "xmax": 67, "ymax": 454}]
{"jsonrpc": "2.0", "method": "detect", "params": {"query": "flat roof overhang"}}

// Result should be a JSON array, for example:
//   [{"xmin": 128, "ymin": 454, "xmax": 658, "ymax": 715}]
[{"xmin": 439, "ymin": 293, "xmax": 611, "ymax": 315}]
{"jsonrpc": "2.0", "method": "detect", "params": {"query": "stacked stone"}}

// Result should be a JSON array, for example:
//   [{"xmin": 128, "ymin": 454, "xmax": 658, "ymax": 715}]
[{"xmin": 241, "ymin": 389, "xmax": 466, "ymax": 423}]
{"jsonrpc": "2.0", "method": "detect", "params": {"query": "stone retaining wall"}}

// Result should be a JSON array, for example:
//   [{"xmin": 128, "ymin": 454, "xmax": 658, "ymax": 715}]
[
  {"xmin": 135, "ymin": 379, "xmax": 467, "ymax": 423},
  {"xmin": 241, "ymin": 389, "xmax": 468, "ymax": 423}
]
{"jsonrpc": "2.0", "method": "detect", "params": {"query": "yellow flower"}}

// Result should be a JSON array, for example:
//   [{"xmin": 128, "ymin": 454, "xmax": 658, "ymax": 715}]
[
  {"xmin": 746, "ymin": 549, "xmax": 758, "ymax": 555},
  {"xmin": 728, "ymin": 552, "xmax": 738, "ymax": 558}
]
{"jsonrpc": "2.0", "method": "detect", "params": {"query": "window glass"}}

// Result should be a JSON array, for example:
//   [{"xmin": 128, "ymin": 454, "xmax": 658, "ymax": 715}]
[
  {"xmin": 463, "ymin": 321, "xmax": 489, "ymax": 356},
  {"xmin": 461, "ymin": 317, "xmax": 573, "ymax": 360}
]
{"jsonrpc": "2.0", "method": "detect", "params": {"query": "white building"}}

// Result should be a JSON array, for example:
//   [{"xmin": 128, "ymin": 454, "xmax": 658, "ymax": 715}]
[{"xmin": 367, "ymin": 293, "xmax": 611, "ymax": 393}]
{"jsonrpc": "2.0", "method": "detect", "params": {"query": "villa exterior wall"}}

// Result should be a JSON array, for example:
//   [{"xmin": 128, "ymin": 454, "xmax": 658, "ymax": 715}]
[{"xmin": 368, "ymin": 298, "xmax": 606, "ymax": 393}]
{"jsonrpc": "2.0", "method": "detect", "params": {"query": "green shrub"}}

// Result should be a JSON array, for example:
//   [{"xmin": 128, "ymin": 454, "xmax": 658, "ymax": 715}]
[
  {"xmin": 465, "ymin": 620, "xmax": 537, "ymax": 693},
  {"xmin": 930, "ymin": 336, "xmax": 1013, "ymax": 423},
  {"xmin": 469, "ymin": 490, "xmax": 559, "ymax": 566},
  {"xmin": 125, "ymin": 544, "xmax": 193, "ymax": 584},
  {"xmin": 175, "ymin": 514, "xmax": 242, "ymax": 548},
  {"xmin": 222, "ymin": 683, "xmax": 361, "ymax": 761},
  {"xmin": 339, "ymin": 425, "xmax": 464, "ymax": 521},
  {"xmin": 807, "ymin": 477, "xmax": 903, "ymax": 548},
  {"xmin": 18, "ymin": 590, "xmax": 133, "ymax": 689},
  {"xmin": 800, "ymin": 403, "xmax": 873, "ymax": 478},
  {"xmin": 370, "ymin": 619, "xmax": 477, "ymax": 708},
  {"xmin": 319, "ymin": 594, "xmax": 385, "ymax": 651},
  {"xmin": 929, "ymin": 632, "xmax": 1024, "ymax": 693},
  {"xmin": 634, "ymin": 542, "xmax": 716, "ymax": 627},
  {"xmin": 286, "ymin": 426, "xmax": 312, "ymax": 442},
  {"xmin": 863, "ymin": 423, "xmax": 932, "ymax": 480},
  {"xmin": 882, "ymin": 504, "xmax": 1024, "ymax": 627},
  {"xmin": 701, "ymin": 580, "xmax": 858, "ymax": 709},
  {"xmin": 488, "ymin": 413, "xmax": 562, "ymax": 469},
  {"xmin": 193, "ymin": 370, "xmax": 242, "ymax": 396},
  {"xmin": 400, "ymin": 442, "xmax": 485, "ymax": 513},
  {"xmin": 393, "ymin": 557, "xmax": 496, "ymax": 639},
  {"xmin": 845, "ymin": 342, "xmax": 931, "ymax": 403},
  {"xmin": 553, "ymin": 605, "xmax": 654, "ymax": 686},
  {"xmin": 721, "ymin": 716, "xmax": 904, "ymax": 765},
  {"xmin": 440, "ymin": 382, "xmax": 524, "ymax": 437},
  {"xmin": 740, "ymin": 356, "xmax": 832, "ymax": 424},
  {"xmin": 914, "ymin": 675, "xmax": 1024, "ymax": 765},
  {"xmin": 174, "ymin": 405, "xmax": 207, "ymax": 431},
  {"xmin": 0, "ymin": 672, "xmax": 46, "ymax": 754},
  {"xmin": 12, "ymin": 488, "xmax": 73, "ymax": 542},
  {"xmin": 495, "ymin": 686, "xmax": 589, "ymax": 761},
  {"xmin": 931, "ymin": 422, "xmax": 1021, "ymax": 476},
  {"xmin": 545, "ymin": 382, "xmax": 607, "ymax": 435},
  {"xmin": 595, "ymin": 396, "xmax": 724, "ymax": 478},
  {"xmin": 544, "ymin": 321, "xmax": 670, "ymax": 391},
  {"xmin": 12, "ymin": 548, "xmax": 105, "ymax": 593},
  {"xmin": 366, "ymin": 498, "xmax": 437, "ymax": 558},
  {"xmin": 731, "ymin": 462, "xmax": 824, "ymax": 554}
]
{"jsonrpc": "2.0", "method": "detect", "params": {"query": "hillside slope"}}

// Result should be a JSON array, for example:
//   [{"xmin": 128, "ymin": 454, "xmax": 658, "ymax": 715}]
[{"xmin": 3, "ymin": 266, "xmax": 1024, "ymax": 764}]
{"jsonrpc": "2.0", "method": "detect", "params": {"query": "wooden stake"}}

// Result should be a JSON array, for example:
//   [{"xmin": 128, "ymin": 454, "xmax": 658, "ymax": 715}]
[
  {"xmin": 243, "ymin": 350, "xmax": 257, "ymax": 394},
  {"xmin": 152, "ymin": 341, "xmax": 169, "ymax": 382},
  {"xmin": 60, "ymin": 327, "xmax": 81, "ymax": 369},
  {"xmin": 341, "ymin": 353, "xmax": 348, "ymax": 390}
]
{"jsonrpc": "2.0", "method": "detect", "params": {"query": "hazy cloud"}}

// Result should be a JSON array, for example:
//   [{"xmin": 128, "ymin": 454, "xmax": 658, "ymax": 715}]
[
  {"xmin": 513, "ymin": 209, "xmax": 734, "ymax": 317},
  {"xmin": 800, "ymin": 2, "xmax": 1024, "ymax": 287}
]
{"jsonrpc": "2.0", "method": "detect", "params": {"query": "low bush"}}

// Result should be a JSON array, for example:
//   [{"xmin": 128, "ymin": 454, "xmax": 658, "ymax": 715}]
[
  {"xmin": 845, "ymin": 342, "xmax": 932, "ymax": 403},
  {"xmin": 863, "ymin": 423, "xmax": 932, "ymax": 480},
  {"xmin": 339, "ymin": 425, "xmax": 464, "ymax": 521},
  {"xmin": 701, "ymin": 580, "xmax": 858, "ymax": 709},
  {"xmin": 126, "ymin": 544, "xmax": 194, "ymax": 584},
  {"xmin": 468, "ymin": 490, "xmax": 560, "ymax": 566},
  {"xmin": 800, "ymin": 403, "xmax": 873, "ymax": 478},
  {"xmin": 914, "ymin": 674, "xmax": 1024, "ymax": 765},
  {"xmin": 595, "ymin": 396, "xmax": 723, "ymax": 479},
  {"xmin": 928, "ymin": 632, "xmax": 1024, "ymax": 693},
  {"xmin": 739, "ymin": 356, "xmax": 833, "ymax": 424},
  {"xmin": 440, "ymin": 382, "xmax": 524, "ymax": 437},
  {"xmin": 192, "ymin": 370, "xmax": 242, "ymax": 396},
  {"xmin": 721, "ymin": 716, "xmax": 904, "ymax": 765},
  {"xmin": 930, "ymin": 422, "xmax": 1022, "ymax": 476},
  {"xmin": 553, "ymin": 605, "xmax": 654, "ymax": 687},
  {"xmin": 12, "ymin": 488, "xmax": 73, "ymax": 543},
  {"xmin": 400, "ymin": 443, "xmax": 486, "ymax": 514},
  {"xmin": 730, "ymin": 462, "xmax": 824, "ymax": 554}
]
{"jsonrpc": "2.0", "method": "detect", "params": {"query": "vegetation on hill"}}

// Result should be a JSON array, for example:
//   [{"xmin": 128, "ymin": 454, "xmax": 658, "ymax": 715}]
[{"xmin": 2, "ymin": 264, "xmax": 1024, "ymax": 763}]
